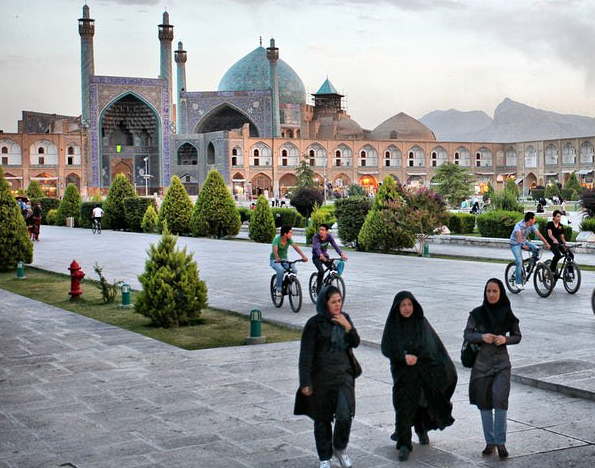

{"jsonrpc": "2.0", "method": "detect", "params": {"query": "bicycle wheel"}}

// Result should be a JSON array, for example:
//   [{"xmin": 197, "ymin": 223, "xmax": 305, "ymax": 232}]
[
  {"xmin": 97, "ymin": 222, "xmax": 101, "ymax": 235},
  {"xmin": 504, "ymin": 262, "xmax": 523, "ymax": 294},
  {"xmin": 308, "ymin": 272, "xmax": 318, "ymax": 304},
  {"xmin": 533, "ymin": 264, "xmax": 554, "ymax": 298},
  {"xmin": 270, "ymin": 275, "xmax": 284, "ymax": 308},
  {"xmin": 562, "ymin": 261, "xmax": 581, "ymax": 294},
  {"xmin": 91, "ymin": 222, "xmax": 96, "ymax": 234},
  {"xmin": 288, "ymin": 276, "xmax": 303, "ymax": 313},
  {"xmin": 327, "ymin": 274, "xmax": 346, "ymax": 303},
  {"xmin": 591, "ymin": 289, "xmax": 595, "ymax": 315}
]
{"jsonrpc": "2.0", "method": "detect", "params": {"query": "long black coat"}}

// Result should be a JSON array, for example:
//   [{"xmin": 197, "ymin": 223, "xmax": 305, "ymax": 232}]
[
  {"xmin": 294, "ymin": 306, "xmax": 360, "ymax": 422},
  {"xmin": 381, "ymin": 292, "xmax": 457, "ymax": 434}
]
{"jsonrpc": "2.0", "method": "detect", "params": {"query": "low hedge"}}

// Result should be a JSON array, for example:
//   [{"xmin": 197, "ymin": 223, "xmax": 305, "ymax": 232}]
[
  {"xmin": 580, "ymin": 218, "xmax": 595, "ymax": 232},
  {"xmin": 238, "ymin": 207, "xmax": 251, "ymax": 223},
  {"xmin": 271, "ymin": 207, "xmax": 305, "ymax": 228},
  {"xmin": 448, "ymin": 212, "xmax": 476, "ymax": 234},
  {"xmin": 476, "ymin": 210, "xmax": 522, "ymax": 238},
  {"xmin": 80, "ymin": 201, "xmax": 107, "ymax": 229},
  {"xmin": 124, "ymin": 197, "xmax": 158, "ymax": 232}
]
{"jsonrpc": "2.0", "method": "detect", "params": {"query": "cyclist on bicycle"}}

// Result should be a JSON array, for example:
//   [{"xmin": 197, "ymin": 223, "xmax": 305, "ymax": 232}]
[
  {"xmin": 546, "ymin": 209, "xmax": 573, "ymax": 273},
  {"xmin": 270, "ymin": 225, "xmax": 308, "ymax": 293},
  {"xmin": 312, "ymin": 224, "xmax": 348, "ymax": 294},
  {"xmin": 92, "ymin": 205, "xmax": 104, "ymax": 226},
  {"xmin": 510, "ymin": 212, "xmax": 550, "ymax": 290}
]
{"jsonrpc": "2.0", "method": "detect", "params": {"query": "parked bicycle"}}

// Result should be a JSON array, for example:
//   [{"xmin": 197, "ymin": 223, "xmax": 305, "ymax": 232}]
[
  {"xmin": 543, "ymin": 244, "xmax": 581, "ymax": 294},
  {"xmin": 270, "ymin": 259, "xmax": 305, "ymax": 313},
  {"xmin": 308, "ymin": 258, "xmax": 346, "ymax": 304},
  {"xmin": 91, "ymin": 218, "xmax": 102, "ymax": 235},
  {"xmin": 504, "ymin": 247, "xmax": 554, "ymax": 297}
]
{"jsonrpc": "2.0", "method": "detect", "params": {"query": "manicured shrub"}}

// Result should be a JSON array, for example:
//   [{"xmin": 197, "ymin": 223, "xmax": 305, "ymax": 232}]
[
  {"xmin": 46, "ymin": 209, "xmax": 58, "ymax": 226},
  {"xmin": 358, "ymin": 208, "xmax": 415, "ymax": 253},
  {"xmin": 545, "ymin": 183, "xmax": 560, "ymax": 199},
  {"xmin": 80, "ymin": 201, "xmax": 103, "ymax": 229},
  {"xmin": 190, "ymin": 169, "xmax": 241, "ymax": 238},
  {"xmin": 238, "ymin": 207, "xmax": 251, "ymax": 223},
  {"xmin": 135, "ymin": 228, "xmax": 208, "ymax": 328},
  {"xmin": 290, "ymin": 187, "xmax": 324, "ymax": 219},
  {"xmin": 249, "ymin": 195, "xmax": 276, "ymax": 243},
  {"xmin": 26, "ymin": 180, "xmax": 44, "ymax": 199},
  {"xmin": 0, "ymin": 166, "xmax": 33, "ymax": 270},
  {"xmin": 347, "ymin": 183, "xmax": 366, "ymax": 197},
  {"xmin": 334, "ymin": 196, "xmax": 372, "ymax": 249},
  {"xmin": 104, "ymin": 174, "xmax": 136, "ymax": 230},
  {"xmin": 564, "ymin": 172, "xmax": 582, "ymax": 194},
  {"xmin": 476, "ymin": 210, "xmax": 522, "ymax": 238},
  {"xmin": 580, "ymin": 218, "xmax": 595, "ymax": 232},
  {"xmin": 561, "ymin": 189, "xmax": 574, "ymax": 201},
  {"xmin": 124, "ymin": 197, "xmax": 157, "ymax": 232},
  {"xmin": 448, "ymin": 212, "xmax": 476, "ymax": 234},
  {"xmin": 530, "ymin": 189, "xmax": 545, "ymax": 201},
  {"xmin": 306, "ymin": 204, "xmax": 335, "ymax": 245},
  {"xmin": 271, "ymin": 207, "xmax": 303, "ymax": 227},
  {"xmin": 158, "ymin": 176, "xmax": 193, "ymax": 235},
  {"xmin": 141, "ymin": 205, "xmax": 159, "ymax": 233},
  {"xmin": 55, "ymin": 183, "xmax": 82, "ymax": 227},
  {"xmin": 31, "ymin": 197, "xmax": 60, "ymax": 225}
]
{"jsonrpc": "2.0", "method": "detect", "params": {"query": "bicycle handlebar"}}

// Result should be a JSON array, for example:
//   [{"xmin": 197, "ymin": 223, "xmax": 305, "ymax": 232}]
[{"xmin": 275, "ymin": 259, "xmax": 306, "ymax": 265}]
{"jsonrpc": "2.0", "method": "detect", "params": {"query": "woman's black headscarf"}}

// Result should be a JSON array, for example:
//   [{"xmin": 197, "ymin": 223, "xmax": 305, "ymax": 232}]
[
  {"xmin": 316, "ymin": 285, "xmax": 347, "ymax": 351},
  {"xmin": 473, "ymin": 278, "xmax": 518, "ymax": 335},
  {"xmin": 381, "ymin": 291, "xmax": 425, "ymax": 361}
]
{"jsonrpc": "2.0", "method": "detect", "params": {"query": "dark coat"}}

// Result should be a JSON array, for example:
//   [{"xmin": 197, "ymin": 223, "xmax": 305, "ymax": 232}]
[
  {"xmin": 464, "ymin": 278, "xmax": 521, "ymax": 410},
  {"xmin": 381, "ymin": 291, "xmax": 457, "ymax": 435},
  {"xmin": 294, "ymin": 288, "xmax": 360, "ymax": 422}
]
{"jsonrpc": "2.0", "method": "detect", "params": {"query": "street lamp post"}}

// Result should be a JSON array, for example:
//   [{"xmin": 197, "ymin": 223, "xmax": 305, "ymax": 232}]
[{"xmin": 143, "ymin": 157, "xmax": 149, "ymax": 196}]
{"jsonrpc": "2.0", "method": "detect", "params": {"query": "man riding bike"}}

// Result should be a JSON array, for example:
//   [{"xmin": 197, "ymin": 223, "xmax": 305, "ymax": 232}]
[
  {"xmin": 546, "ymin": 209, "xmax": 573, "ymax": 273},
  {"xmin": 312, "ymin": 224, "xmax": 348, "ymax": 294},
  {"xmin": 270, "ymin": 225, "xmax": 308, "ymax": 293},
  {"xmin": 509, "ymin": 212, "xmax": 550, "ymax": 290}
]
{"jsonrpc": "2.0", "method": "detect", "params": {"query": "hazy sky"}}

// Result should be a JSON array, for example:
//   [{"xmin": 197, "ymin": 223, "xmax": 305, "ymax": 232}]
[{"xmin": 1, "ymin": 0, "xmax": 595, "ymax": 132}]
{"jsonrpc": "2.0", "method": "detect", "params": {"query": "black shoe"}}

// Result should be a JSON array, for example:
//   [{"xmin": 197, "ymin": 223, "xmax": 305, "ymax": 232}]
[
  {"xmin": 482, "ymin": 444, "xmax": 495, "ymax": 456},
  {"xmin": 497, "ymin": 445, "xmax": 508, "ymax": 459},
  {"xmin": 390, "ymin": 431, "xmax": 398, "ymax": 441},
  {"xmin": 397, "ymin": 446, "xmax": 410, "ymax": 461},
  {"xmin": 417, "ymin": 431, "xmax": 430, "ymax": 445}
]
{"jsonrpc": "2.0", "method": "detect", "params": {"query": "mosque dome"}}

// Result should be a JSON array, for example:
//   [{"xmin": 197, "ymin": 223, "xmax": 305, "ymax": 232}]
[
  {"xmin": 218, "ymin": 46, "xmax": 306, "ymax": 105},
  {"xmin": 371, "ymin": 112, "xmax": 436, "ymax": 141}
]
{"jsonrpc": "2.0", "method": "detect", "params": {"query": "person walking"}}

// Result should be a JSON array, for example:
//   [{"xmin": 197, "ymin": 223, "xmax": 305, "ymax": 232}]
[
  {"xmin": 294, "ymin": 285, "xmax": 360, "ymax": 468},
  {"xmin": 30, "ymin": 203, "xmax": 42, "ymax": 241},
  {"xmin": 464, "ymin": 278, "xmax": 522, "ymax": 459},
  {"xmin": 381, "ymin": 291, "xmax": 457, "ymax": 462}
]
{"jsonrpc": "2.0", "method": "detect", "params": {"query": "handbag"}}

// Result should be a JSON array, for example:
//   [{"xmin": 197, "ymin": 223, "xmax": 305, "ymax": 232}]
[
  {"xmin": 461, "ymin": 339, "xmax": 481, "ymax": 368},
  {"xmin": 348, "ymin": 347, "xmax": 362, "ymax": 378}
]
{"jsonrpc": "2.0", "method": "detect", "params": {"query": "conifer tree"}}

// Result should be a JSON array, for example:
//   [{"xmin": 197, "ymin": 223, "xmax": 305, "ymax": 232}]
[
  {"xmin": 564, "ymin": 172, "xmax": 582, "ymax": 194},
  {"xmin": 56, "ymin": 183, "xmax": 82, "ymax": 226},
  {"xmin": 372, "ymin": 175, "xmax": 403, "ymax": 209},
  {"xmin": 249, "ymin": 194, "xmax": 276, "ymax": 243},
  {"xmin": 158, "ymin": 175, "xmax": 193, "ymax": 235},
  {"xmin": 141, "ymin": 204, "xmax": 159, "ymax": 233},
  {"xmin": 0, "ymin": 166, "xmax": 33, "ymax": 270},
  {"xmin": 26, "ymin": 180, "xmax": 44, "ymax": 199},
  {"xmin": 135, "ymin": 228, "xmax": 207, "ymax": 328},
  {"xmin": 190, "ymin": 169, "xmax": 241, "ymax": 238},
  {"xmin": 104, "ymin": 174, "xmax": 136, "ymax": 230}
]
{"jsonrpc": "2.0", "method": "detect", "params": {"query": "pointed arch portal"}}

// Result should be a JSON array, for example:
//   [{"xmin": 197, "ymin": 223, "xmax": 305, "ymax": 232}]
[{"xmin": 195, "ymin": 105, "xmax": 259, "ymax": 137}]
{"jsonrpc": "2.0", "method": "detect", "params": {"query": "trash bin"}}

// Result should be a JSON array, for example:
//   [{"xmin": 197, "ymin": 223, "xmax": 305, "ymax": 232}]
[{"xmin": 66, "ymin": 217, "xmax": 75, "ymax": 228}]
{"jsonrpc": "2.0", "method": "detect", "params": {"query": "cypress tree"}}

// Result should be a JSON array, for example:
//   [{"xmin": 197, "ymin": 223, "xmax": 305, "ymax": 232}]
[
  {"xmin": 56, "ymin": 183, "xmax": 82, "ymax": 226},
  {"xmin": 249, "ymin": 194, "xmax": 276, "ymax": 243},
  {"xmin": 135, "ymin": 228, "xmax": 207, "ymax": 328},
  {"xmin": 190, "ymin": 169, "xmax": 241, "ymax": 238},
  {"xmin": 0, "ymin": 166, "xmax": 33, "ymax": 270},
  {"xmin": 141, "ymin": 204, "xmax": 159, "ymax": 233},
  {"xmin": 26, "ymin": 180, "xmax": 44, "ymax": 199},
  {"xmin": 158, "ymin": 175, "xmax": 193, "ymax": 235},
  {"xmin": 104, "ymin": 174, "xmax": 136, "ymax": 230}
]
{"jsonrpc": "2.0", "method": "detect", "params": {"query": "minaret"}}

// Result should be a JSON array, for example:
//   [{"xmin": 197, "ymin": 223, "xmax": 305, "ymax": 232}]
[
  {"xmin": 158, "ymin": 11, "xmax": 174, "ymax": 108},
  {"xmin": 266, "ymin": 38, "xmax": 281, "ymax": 138},
  {"xmin": 78, "ymin": 4, "xmax": 95, "ymax": 124},
  {"xmin": 174, "ymin": 41, "xmax": 187, "ymax": 133}
]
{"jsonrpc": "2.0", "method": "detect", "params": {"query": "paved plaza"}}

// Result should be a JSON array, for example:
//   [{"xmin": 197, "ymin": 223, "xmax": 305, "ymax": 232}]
[{"xmin": 2, "ymin": 226, "xmax": 595, "ymax": 467}]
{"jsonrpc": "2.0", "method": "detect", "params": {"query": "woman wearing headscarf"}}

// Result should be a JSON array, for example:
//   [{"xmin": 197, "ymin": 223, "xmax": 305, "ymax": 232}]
[
  {"xmin": 464, "ymin": 278, "xmax": 521, "ymax": 459},
  {"xmin": 294, "ymin": 285, "xmax": 360, "ymax": 468},
  {"xmin": 381, "ymin": 291, "xmax": 457, "ymax": 462}
]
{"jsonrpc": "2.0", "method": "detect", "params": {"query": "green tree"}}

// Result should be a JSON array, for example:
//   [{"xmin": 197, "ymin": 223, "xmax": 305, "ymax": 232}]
[
  {"xmin": 305, "ymin": 204, "xmax": 335, "ymax": 244},
  {"xmin": 295, "ymin": 158, "xmax": 316, "ymax": 188},
  {"xmin": 26, "ymin": 180, "xmax": 44, "ymax": 199},
  {"xmin": 564, "ymin": 172, "xmax": 582, "ymax": 194},
  {"xmin": 347, "ymin": 183, "xmax": 366, "ymax": 197},
  {"xmin": 141, "ymin": 205, "xmax": 159, "ymax": 233},
  {"xmin": 158, "ymin": 175, "xmax": 193, "ymax": 235},
  {"xmin": 544, "ymin": 182, "xmax": 561, "ymax": 199},
  {"xmin": 334, "ymin": 196, "xmax": 372, "ymax": 249},
  {"xmin": 433, "ymin": 162, "xmax": 474, "ymax": 207},
  {"xmin": 358, "ymin": 204, "xmax": 415, "ymax": 253},
  {"xmin": 135, "ymin": 228, "xmax": 207, "ymax": 328},
  {"xmin": 372, "ymin": 176, "xmax": 403, "ymax": 210},
  {"xmin": 104, "ymin": 174, "xmax": 136, "ymax": 230},
  {"xmin": 249, "ymin": 195, "xmax": 276, "ymax": 243},
  {"xmin": 290, "ymin": 187, "xmax": 324, "ymax": 218},
  {"xmin": 0, "ymin": 166, "xmax": 33, "ymax": 270},
  {"xmin": 190, "ymin": 169, "xmax": 241, "ymax": 238},
  {"xmin": 483, "ymin": 181, "xmax": 495, "ymax": 203},
  {"xmin": 491, "ymin": 187, "xmax": 523, "ymax": 212},
  {"xmin": 504, "ymin": 178, "xmax": 520, "ymax": 198},
  {"xmin": 55, "ymin": 183, "xmax": 82, "ymax": 226}
]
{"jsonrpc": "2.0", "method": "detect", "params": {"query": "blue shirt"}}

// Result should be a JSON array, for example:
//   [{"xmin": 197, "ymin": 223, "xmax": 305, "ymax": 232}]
[{"xmin": 510, "ymin": 220, "xmax": 537, "ymax": 246}]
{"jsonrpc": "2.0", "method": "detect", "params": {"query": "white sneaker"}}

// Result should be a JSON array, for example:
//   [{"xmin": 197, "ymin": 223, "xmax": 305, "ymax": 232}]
[
  {"xmin": 516, "ymin": 283, "xmax": 524, "ymax": 290},
  {"xmin": 333, "ymin": 448, "xmax": 353, "ymax": 468},
  {"xmin": 319, "ymin": 461, "xmax": 332, "ymax": 468}
]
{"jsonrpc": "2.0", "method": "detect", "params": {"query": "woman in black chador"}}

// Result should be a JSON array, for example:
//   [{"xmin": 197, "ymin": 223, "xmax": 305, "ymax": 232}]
[
  {"xmin": 294, "ymin": 285, "xmax": 360, "ymax": 468},
  {"xmin": 464, "ymin": 278, "xmax": 521, "ymax": 459},
  {"xmin": 381, "ymin": 291, "xmax": 457, "ymax": 462}
]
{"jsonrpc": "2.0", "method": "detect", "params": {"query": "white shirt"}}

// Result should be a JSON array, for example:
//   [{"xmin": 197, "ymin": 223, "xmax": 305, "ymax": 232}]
[{"xmin": 92, "ymin": 207, "xmax": 104, "ymax": 218}]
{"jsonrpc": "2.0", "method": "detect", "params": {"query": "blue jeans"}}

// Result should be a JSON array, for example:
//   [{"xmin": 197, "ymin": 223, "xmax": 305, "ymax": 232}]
[
  {"xmin": 270, "ymin": 259, "xmax": 296, "ymax": 290},
  {"xmin": 510, "ymin": 242, "xmax": 539, "ymax": 284},
  {"xmin": 480, "ymin": 409, "xmax": 507, "ymax": 445}
]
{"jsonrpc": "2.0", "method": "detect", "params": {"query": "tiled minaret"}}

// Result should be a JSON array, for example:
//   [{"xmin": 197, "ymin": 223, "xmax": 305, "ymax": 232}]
[
  {"xmin": 158, "ymin": 11, "xmax": 174, "ymax": 109},
  {"xmin": 174, "ymin": 41, "xmax": 187, "ymax": 133},
  {"xmin": 266, "ymin": 38, "xmax": 281, "ymax": 138},
  {"xmin": 78, "ymin": 4, "xmax": 95, "ymax": 124}
]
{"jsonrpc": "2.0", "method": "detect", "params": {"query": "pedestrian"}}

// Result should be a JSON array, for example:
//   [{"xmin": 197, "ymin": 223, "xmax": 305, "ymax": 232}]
[
  {"xmin": 464, "ymin": 278, "xmax": 522, "ymax": 459},
  {"xmin": 381, "ymin": 291, "xmax": 457, "ymax": 462},
  {"xmin": 30, "ymin": 203, "xmax": 42, "ymax": 241},
  {"xmin": 294, "ymin": 285, "xmax": 360, "ymax": 468}
]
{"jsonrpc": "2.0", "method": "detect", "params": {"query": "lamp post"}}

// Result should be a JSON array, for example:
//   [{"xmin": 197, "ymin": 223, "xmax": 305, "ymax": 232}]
[{"xmin": 143, "ymin": 157, "xmax": 149, "ymax": 196}]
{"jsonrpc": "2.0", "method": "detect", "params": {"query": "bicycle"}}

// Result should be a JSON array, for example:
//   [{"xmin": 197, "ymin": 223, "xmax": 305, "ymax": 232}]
[
  {"xmin": 91, "ymin": 218, "xmax": 102, "ymax": 235},
  {"xmin": 308, "ymin": 258, "xmax": 346, "ymax": 304},
  {"xmin": 504, "ymin": 247, "xmax": 554, "ymax": 297},
  {"xmin": 542, "ymin": 244, "xmax": 581, "ymax": 294},
  {"xmin": 270, "ymin": 259, "xmax": 305, "ymax": 313}
]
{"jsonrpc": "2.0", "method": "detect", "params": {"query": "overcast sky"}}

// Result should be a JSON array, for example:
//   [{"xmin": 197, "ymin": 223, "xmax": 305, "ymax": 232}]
[{"xmin": 1, "ymin": 0, "xmax": 595, "ymax": 132}]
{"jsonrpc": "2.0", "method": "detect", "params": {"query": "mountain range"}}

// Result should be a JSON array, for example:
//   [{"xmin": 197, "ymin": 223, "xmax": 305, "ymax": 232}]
[{"xmin": 419, "ymin": 98, "xmax": 595, "ymax": 143}]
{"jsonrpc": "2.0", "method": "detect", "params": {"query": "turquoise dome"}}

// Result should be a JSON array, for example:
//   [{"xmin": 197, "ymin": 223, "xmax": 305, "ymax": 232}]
[{"xmin": 218, "ymin": 46, "xmax": 306, "ymax": 105}]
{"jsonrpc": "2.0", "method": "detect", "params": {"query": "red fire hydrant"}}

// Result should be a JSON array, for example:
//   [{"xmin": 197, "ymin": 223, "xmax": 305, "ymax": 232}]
[{"xmin": 68, "ymin": 260, "xmax": 85, "ymax": 300}]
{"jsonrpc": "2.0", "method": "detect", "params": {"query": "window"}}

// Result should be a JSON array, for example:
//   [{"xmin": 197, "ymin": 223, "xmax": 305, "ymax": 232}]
[
  {"xmin": 39, "ymin": 156, "xmax": 45, "ymax": 165},
  {"xmin": 505, "ymin": 147, "xmax": 517, "ymax": 166},
  {"xmin": 38, "ymin": 147, "xmax": 44, "ymax": 154},
  {"xmin": 1, "ymin": 147, "xmax": 7, "ymax": 154},
  {"xmin": 562, "ymin": 143, "xmax": 576, "ymax": 164},
  {"xmin": 524, "ymin": 146, "xmax": 537, "ymax": 168},
  {"xmin": 407, "ymin": 146, "xmax": 425, "ymax": 167},
  {"xmin": 67, "ymin": 156, "xmax": 74, "ymax": 165},
  {"xmin": 232, "ymin": 156, "xmax": 238, "ymax": 166},
  {"xmin": 232, "ymin": 148, "xmax": 238, "ymax": 156},
  {"xmin": 455, "ymin": 146, "xmax": 470, "ymax": 167},
  {"xmin": 1, "ymin": 157, "xmax": 7, "ymax": 165},
  {"xmin": 67, "ymin": 147, "xmax": 75, "ymax": 155},
  {"xmin": 545, "ymin": 144, "xmax": 558, "ymax": 165}
]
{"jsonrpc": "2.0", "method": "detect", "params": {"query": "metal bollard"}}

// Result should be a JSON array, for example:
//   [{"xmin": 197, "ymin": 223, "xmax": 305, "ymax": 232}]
[
  {"xmin": 16, "ymin": 261, "xmax": 26, "ymax": 280},
  {"xmin": 246, "ymin": 309, "xmax": 266, "ymax": 345},
  {"xmin": 422, "ymin": 243, "xmax": 430, "ymax": 258},
  {"xmin": 120, "ymin": 283, "xmax": 132, "ymax": 309}
]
